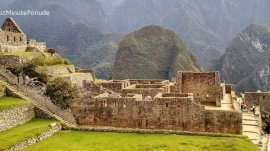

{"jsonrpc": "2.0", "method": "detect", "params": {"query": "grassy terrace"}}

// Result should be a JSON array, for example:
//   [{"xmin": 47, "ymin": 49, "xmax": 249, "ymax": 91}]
[
  {"xmin": 0, "ymin": 96, "xmax": 27, "ymax": 110},
  {"xmin": 0, "ymin": 51, "xmax": 41, "ymax": 56},
  {"xmin": 24, "ymin": 131, "xmax": 260, "ymax": 151},
  {"xmin": 0, "ymin": 118, "xmax": 57, "ymax": 150}
]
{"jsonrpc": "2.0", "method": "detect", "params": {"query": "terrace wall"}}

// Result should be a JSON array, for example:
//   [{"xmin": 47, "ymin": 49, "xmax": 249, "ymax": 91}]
[
  {"xmin": 72, "ymin": 95, "xmax": 242, "ymax": 134},
  {"xmin": 0, "ymin": 104, "xmax": 35, "ymax": 131}
]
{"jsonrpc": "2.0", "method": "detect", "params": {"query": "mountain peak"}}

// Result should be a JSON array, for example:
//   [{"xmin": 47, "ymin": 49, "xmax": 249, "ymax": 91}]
[{"xmin": 112, "ymin": 25, "xmax": 202, "ymax": 80}]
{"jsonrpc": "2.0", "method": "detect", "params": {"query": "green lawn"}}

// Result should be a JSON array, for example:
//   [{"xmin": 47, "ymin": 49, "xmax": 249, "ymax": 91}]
[
  {"xmin": 0, "ymin": 118, "xmax": 57, "ymax": 150},
  {"xmin": 0, "ymin": 96, "xmax": 27, "ymax": 110},
  {"xmin": 24, "ymin": 131, "xmax": 260, "ymax": 151}
]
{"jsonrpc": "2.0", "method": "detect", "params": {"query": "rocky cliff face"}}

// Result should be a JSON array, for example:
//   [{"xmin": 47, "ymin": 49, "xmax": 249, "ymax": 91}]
[
  {"xmin": 112, "ymin": 25, "xmax": 202, "ymax": 80},
  {"xmin": 209, "ymin": 24, "xmax": 270, "ymax": 92}
]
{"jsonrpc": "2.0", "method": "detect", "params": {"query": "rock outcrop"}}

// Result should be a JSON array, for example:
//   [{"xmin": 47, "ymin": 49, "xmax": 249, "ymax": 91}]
[{"xmin": 209, "ymin": 24, "xmax": 270, "ymax": 92}]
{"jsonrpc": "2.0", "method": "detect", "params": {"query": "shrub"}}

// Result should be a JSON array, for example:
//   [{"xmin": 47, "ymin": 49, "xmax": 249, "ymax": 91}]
[
  {"xmin": 12, "ymin": 56, "xmax": 72, "ymax": 83},
  {"xmin": 45, "ymin": 77, "xmax": 80, "ymax": 109},
  {"xmin": 46, "ymin": 48, "xmax": 56, "ymax": 56}
]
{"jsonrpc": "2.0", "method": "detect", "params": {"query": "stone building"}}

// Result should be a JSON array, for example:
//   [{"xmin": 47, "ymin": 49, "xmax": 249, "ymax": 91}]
[
  {"xmin": 72, "ymin": 75, "xmax": 242, "ymax": 135},
  {"xmin": 177, "ymin": 72, "xmax": 222, "ymax": 107},
  {"xmin": 0, "ymin": 18, "xmax": 46, "ymax": 52}
]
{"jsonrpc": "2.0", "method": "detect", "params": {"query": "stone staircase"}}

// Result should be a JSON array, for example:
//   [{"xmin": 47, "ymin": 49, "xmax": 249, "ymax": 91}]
[
  {"xmin": 0, "ymin": 80, "xmax": 77, "ymax": 128},
  {"xmin": 242, "ymin": 111, "xmax": 261, "ymax": 145}
]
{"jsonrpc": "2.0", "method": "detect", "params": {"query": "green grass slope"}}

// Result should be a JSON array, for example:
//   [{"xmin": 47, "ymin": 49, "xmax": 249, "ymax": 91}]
[
  {"xmin": 0, "ymin": 118, "xmax": 57, "ymax": 150},
  {"xmin": 0, "ymin": 96, "xmax": 27, "ymax": 110},
  {"xmin": 24, "ymin": 131, "xmax": 260, "ymax": 151}
]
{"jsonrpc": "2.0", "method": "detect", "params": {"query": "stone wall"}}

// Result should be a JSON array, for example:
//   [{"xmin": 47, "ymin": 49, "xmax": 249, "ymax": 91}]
[
  {"xmin": 177, "ymin": 72, "xmax": 222, "ymax": 106},
  {"xmin": 59, "ymin": 73, "xmax": 94, "ymax": 87},
  {"xmin": 36, "ymin": 65, "xmax": 75, "ymax": 77},
  {"xmin": 76, "ymin": 68, "xmax": 96, "ymax": 82},
  {"xmin": 122, "ymin": 84, "xmax": 166, "ymax": 98},
  {"xmin": 27, "ymin": 39, "xmax": 46, "ymax": 52},
  {"xmin": 0, "ymin": 30, "xmax": 27, "ymax": 53},
  {"xmin": 0, "ymin": 104, "xmax": 35, "ymax": 131},
  {"xmin": 99, "ymin": 80, "xmax": 130, "ymax": 93},
  {"xmin": 0, "ymin": 44, "xmax": 27, "ymax": 53},
  {"xmin": 129, "ymin": 79, "xmax": 169, "ymax": 85},
  {"xmin": 0, "ymin": 31, "xmax": 26, "ymax": 45},
  {"xmin": 204, "ymin": 110, "xmax": 242, "ymax": 134},
  {"xmin": 0, "ymin": 53, "xmax": 42, "ymax": 67},
  {"xmin": 72, "ymin": 94, "xmax": 242, "ymax": 134},
  {"xmin": 0, "ymin": 82, "xmax": 6, "ymax": 97},
  {"xmin": 244, "ymin": 92, "xmax": 270, "ymax": 108}
]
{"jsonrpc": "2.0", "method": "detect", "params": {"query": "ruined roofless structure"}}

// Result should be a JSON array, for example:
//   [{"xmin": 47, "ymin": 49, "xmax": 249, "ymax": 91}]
[
  {"xmin": 72, "ymin": 72, "xmax": 243, "ymax": 135},
  {"xmin": 0, "ymin": 17, "xmax": 46, "ymax": 52}
]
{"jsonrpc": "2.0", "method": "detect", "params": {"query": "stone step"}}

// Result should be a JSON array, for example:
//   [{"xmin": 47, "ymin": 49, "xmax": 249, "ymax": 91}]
[
  {"xmin": 2, "ymin": 81, "xmax": 77, "ymax": 128},
  {"xmin": 243, "ymin": 113, "xmax": 256, "ymax": 116},
  {"xmin": 242, "ymin": 116, "xmax": 257, "ymax": 121},
  {"xmin": 242, "ymin": 120, "xmax": 258, "ymax": 126},
  {"xmin": 243, "ymin": 125, "xmax": 260, "ymax": 133},
  {"xmin": 222, "ymin": 102, "xmax": 232, "ymax": 104}
]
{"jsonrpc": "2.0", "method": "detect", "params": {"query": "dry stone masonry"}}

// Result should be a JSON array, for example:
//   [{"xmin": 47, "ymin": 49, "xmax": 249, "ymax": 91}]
[
  {"xmin": 72, "ymin": 73, "xmax": 242, "ymax": 135},
  {"xmin": 0, "ymin": 18, "xmax": 46, "ymax": 53},
  {"xmin": 0, "ymin": 104, "xmax": 35, "ymax": 131}
]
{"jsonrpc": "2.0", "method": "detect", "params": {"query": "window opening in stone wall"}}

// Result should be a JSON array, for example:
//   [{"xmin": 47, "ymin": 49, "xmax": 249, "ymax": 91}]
[
  {"xmin": 166, "ymin": 103, "xmax": 169, "ymax": 108},
  {"xmin": 7, "ymin": 35, "xmax": 9, "ymax": 41},
  {"xmin": 197, "ymin": 93, "xmax": 200, "ymax": 96},
  {"xmin": 20, "ymin": 37, "xmax": 22, "ymax": 41},
  {"xmin": 14, "ymin": 37, "xmax": 16, "ymax": 42},
  {"xmin": 8, "ymin": 28, "xmax": 11, "ymax": 31}
]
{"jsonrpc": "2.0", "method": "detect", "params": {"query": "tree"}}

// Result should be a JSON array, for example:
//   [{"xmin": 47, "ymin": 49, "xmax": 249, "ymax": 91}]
[{"xmin": 45, "ymin": 77, "xmax": 80, "ymax": 109}]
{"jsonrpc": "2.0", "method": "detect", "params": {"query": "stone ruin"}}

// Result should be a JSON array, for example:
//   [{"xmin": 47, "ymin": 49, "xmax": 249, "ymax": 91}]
[
  {"xmin": 177, "ymin": 71, "xmax": 222, "ymax": 106},
  {"xmin": 0, "ymin": 17, "xmax": 46, "ymax": 52},
  {"xmin": 0, "ymin": 18, "xmax": 95, "ymax": 87},
  {"xmin": 3, "ymin": 17, "xmax": 269, "ymax": 136},
  {"xmin": 72, "ymin": 72, "xmax": 243, "ymax": 134},
  {"xmin": 244, "ymin": 92, "xmax": 270, "ymax": 132}
]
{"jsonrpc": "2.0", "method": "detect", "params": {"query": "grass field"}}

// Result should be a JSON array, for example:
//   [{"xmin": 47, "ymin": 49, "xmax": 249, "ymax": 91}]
[
  {"xmin": 24, "ymin": 131, "xmax": 260, "ymax": 151},
  {"xmin": 0, "ymin": 96, "xmax": 27, "ymax": 110},
  {"xmin": 0, "ymin": 118, "xmax": 57, "ymax": 150}
]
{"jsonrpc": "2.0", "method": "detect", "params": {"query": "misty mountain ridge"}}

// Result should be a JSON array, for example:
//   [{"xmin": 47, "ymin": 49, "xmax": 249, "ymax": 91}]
[
  {"xmin": 209, "ymin": 24, "xmax": 270, "ymax": 93},
  {"xmin": 0, "ymin": 0, "xmax": 123, "ymax": 79},
  {"xmin": 100, "ymin": 0, "xmax": 270, "ymax": 68},
  {"xmin": 1, "ymin": 0, "xmax": 270, "ymax": 87}
]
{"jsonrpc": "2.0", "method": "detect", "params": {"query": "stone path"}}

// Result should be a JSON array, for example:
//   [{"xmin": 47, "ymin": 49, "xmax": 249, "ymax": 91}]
[
  {"xmin": 221, "ymin": 93, "xmax": 234, "ymax": 110},
  {"xmin": 242, "ymin": 111, "xmax": 261, "ymax": 145},
  {"xmin": 205, "ymin": 93, "xmax": 234, "ymax": 111}
]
